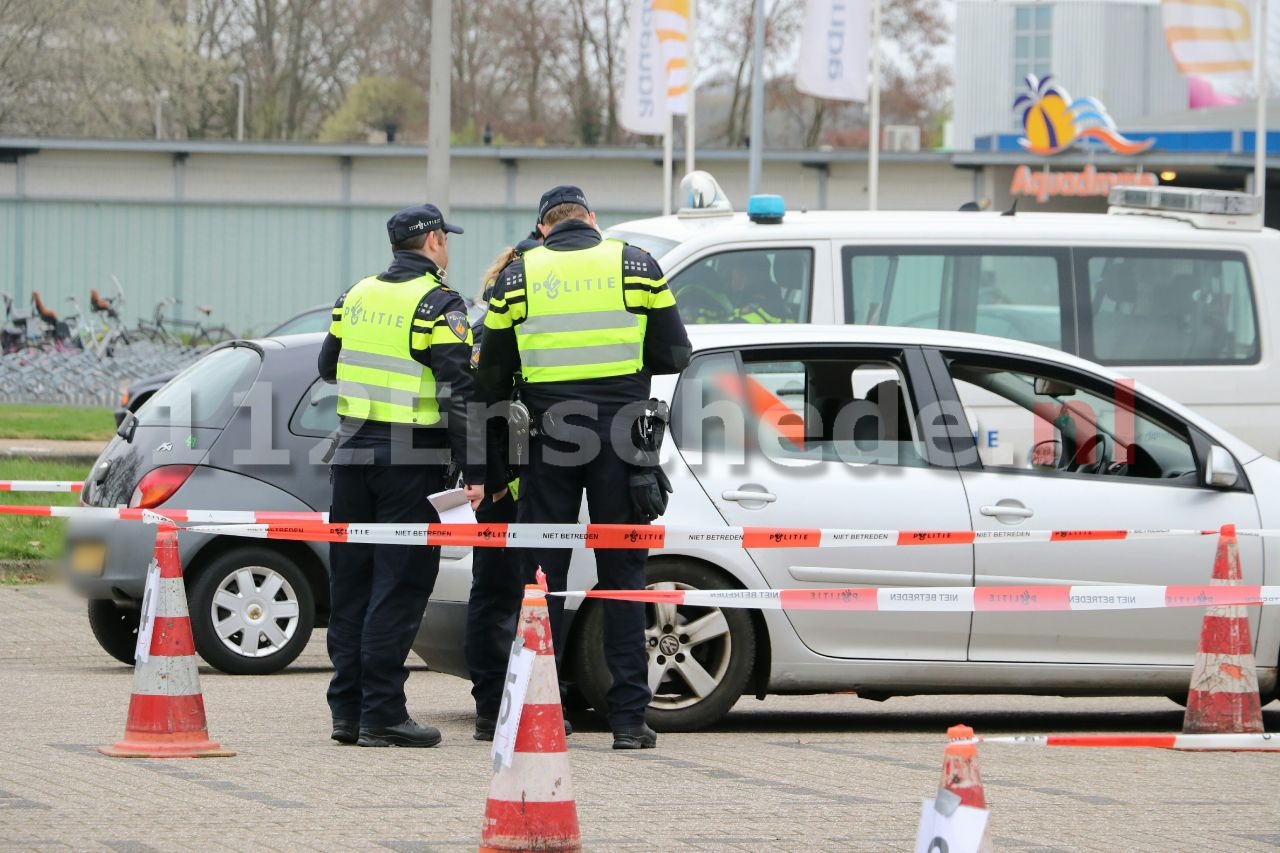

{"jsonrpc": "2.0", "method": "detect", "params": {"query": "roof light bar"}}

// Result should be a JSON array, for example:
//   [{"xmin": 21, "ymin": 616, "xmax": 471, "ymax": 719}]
[{"xmin": 1108, "ymin": 186, "xmax": 1263, "ymax": 231}]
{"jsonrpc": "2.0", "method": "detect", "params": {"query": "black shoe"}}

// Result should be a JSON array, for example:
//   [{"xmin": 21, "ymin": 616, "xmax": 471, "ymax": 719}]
[
  {"xmin": 612, "ymin": 723, "xmax": 657, "ymax": 750},
  {"xmin": 357, "ymin": 718, "xmax": 442, "ymax": 748},
  {"xmin": 474, "ymin": 713, "xmax": 572, "ymax": 741},
  {"xmin": 474, "ymin": 715, "xmax": 497, "ymax": 742},
  {"xmin": 331, "ymin": 719, "xmax": 359, "ymax": 745}
]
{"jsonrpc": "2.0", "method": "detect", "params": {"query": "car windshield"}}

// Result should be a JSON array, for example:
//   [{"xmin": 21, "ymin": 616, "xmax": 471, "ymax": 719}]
[
  {"xmin": 604, "ymin": 229, "xmax": 679, "ymax": 260},
  {"xmin": 135, "ymin": 345, "xmax": 262, "ymax": 430},
  {"xmin": 268, "ymin": 308, "xmax": 331, "ymax": 336}
]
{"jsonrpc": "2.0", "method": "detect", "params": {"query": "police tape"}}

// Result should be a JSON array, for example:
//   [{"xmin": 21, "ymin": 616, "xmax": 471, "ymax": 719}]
[
  {"xmin": 0, "ymin": 481, "xmax": 83, "ymax": 493},
  {"xmin": 0, "ymin": 502, "xmax": 1274, "ymax": 550},
  {"xmin": 558, "ymin": 584, "xmax": 1280, "ymax": 611},
  {"xmin": 0, "ymin": 504, "xmax": 327, "ymax": 523},
  {"xmin": 179, "ymin": 520, "xmax": 1223, "ymax": 548},
  {"xmin": 959, "ymin": 733, "xmax": 1280, "ymax": 751}
]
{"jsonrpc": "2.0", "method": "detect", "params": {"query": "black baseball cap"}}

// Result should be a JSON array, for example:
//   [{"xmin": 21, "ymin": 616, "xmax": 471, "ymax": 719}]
[
  {"xmin": 537, "ymin": 185, "xmax": 591, "ymax": 223},
  {"xmin": 386, "ymin": 204, "xmax": 464, "ymax": 243}
]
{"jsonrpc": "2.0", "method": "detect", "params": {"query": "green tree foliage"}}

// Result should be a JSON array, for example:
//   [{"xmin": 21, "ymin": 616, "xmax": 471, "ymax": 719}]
[{"xmin": 319, "ymin": 76, "xmax": 423, "ymax": 142}]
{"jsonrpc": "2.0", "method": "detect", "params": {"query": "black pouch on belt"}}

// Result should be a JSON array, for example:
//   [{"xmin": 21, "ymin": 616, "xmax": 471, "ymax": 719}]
[{"xmin": 627, "ymin": 399, "xmax": 672, "ymax": 522}]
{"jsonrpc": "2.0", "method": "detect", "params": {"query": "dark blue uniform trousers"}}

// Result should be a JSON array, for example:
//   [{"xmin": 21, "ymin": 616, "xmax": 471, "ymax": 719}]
[
  {"xmin": 464, "ymin": 490, "xmax": 522, "ymax": 718},
  {"xmin": 519, "ymin": 419, "xmax": 651, "ymax": 729},
  {"xmin": 327, "ymin": 463, "xmax": 445, "ymax": 727}
]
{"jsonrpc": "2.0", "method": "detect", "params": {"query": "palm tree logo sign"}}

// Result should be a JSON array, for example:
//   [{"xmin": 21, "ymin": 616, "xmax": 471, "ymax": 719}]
[{"xmin": 1014, "ymin": 74, "xmax": 1155, "ymax": 155}]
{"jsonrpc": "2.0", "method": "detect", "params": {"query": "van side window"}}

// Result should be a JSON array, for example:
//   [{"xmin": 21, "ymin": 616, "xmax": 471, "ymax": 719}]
[
  {"xmin": 670, "ymin": 247, "xmax": 813, "ymax": 325},
  {"xmin": 1081, "ymin": 249, "xmax": 1259, "ymax": 365},
  {"xmin": 842, "ymin": 247, "xmax": 1066, "ymax": 348}
]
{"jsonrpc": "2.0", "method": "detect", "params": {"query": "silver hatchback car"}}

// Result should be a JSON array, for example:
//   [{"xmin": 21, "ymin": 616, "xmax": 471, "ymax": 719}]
[{"xmin": 68, "ymin": 326, "xmax": 1279, "ymax": 731}]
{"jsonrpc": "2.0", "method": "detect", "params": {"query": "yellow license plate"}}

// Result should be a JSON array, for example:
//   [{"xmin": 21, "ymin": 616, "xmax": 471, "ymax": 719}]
[{"xmin": 70, "ymin": 543, "xmax": 106, "ymax": 576}]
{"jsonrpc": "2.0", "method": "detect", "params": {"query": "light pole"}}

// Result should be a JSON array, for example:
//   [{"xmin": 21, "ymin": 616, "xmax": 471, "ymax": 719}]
[
  {"xmin": 229, "ymin": 75, "xmax": 246, "ymax": 142},
  {"xmin": 154, "ymin": 90, "xmax": 169, "ymax": 140},
  {"xmin": 427, "ymin": 0, "xmax": 451, "ymax": 215},
  {"xmin": 747, "ymin": 0, "xmax": 764, "ymax": 195}
]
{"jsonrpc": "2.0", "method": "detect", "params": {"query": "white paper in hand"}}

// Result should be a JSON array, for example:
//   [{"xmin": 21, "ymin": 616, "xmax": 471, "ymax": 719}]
[
  {"xmin": 428, "ymin": 488, "xmax": 476, "ymax": 526},
  {"xmin": 915, "ymin": 798, "xmax": 989, "ymax": 853}
]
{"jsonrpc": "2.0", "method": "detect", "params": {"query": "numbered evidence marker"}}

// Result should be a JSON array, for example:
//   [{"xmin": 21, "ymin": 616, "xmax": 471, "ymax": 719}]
[
  {"xmin": 914, "ymin": 788, "xmax": 989, "ymax": 853},
  {"xmin": 133, "ymin": 558, "xmax": 162, "ymax": 664},
  {"xmin": 491, "ymin": 636, "xmax": 537, "ymax": 773}
]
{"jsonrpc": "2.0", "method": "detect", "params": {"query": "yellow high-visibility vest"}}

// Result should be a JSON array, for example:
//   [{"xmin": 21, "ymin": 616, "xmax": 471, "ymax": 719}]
[
  {"xmin": 335, "ymin": 274, "xmax": 441, "ymax": 425},
  {"xmin": 517, "ymin": 241, "xmax": 645, "ymax": 383}
]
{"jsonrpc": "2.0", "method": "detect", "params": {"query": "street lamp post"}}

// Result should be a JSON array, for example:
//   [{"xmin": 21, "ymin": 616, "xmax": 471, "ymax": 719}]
[
  {"xmin": 427, "ymin": 0, "xmax": 451, "ymax": 215},
  {"xmin": 154, "ymin": 90, "xmax": 169, "ymax": 140},
  {"xmin": 229, "ymin": 75, "xmax": 246, "ymax": 142}
]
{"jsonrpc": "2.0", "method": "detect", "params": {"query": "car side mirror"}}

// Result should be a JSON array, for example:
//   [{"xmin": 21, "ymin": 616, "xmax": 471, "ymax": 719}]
[{"xmin": 1204, "ymin": 446, "xmax": 1239, "ymax": 488}]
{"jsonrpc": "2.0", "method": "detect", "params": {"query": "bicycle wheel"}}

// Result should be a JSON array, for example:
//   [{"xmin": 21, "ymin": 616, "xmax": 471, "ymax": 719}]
[{"xmin": 192, "ymin": 325, "xmax": 235, "ymax": 348}]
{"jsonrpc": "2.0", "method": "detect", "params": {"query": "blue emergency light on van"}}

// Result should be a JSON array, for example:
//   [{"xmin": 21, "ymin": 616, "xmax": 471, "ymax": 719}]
[{"xmin": 747, "ymin": 194, "xmax": 785, "ymax": 224}]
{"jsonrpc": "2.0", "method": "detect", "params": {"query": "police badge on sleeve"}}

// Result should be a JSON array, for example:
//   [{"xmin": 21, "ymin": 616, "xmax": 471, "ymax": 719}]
[{"xmin": 446, "ymin": 311, "xmax": 469, "ymax": 341}]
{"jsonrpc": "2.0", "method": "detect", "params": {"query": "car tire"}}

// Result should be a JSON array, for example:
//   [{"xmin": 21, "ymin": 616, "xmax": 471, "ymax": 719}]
[
  {"xmin": 188, "ymin": 547, "xmax": 315, "ymax": 675},
  {"xmin": 87, "ymin": 599, "xmax": 141, "ymax": 665},
  {"xmin": 572, "ymin": 560, "xmax": 755, "ymax": 733}
]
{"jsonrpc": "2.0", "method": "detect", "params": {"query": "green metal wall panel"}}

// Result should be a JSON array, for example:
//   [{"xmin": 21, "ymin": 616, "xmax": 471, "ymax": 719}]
[{"xmin": 0, "ymin": 200, "xmax": 654, "ymax": 336}]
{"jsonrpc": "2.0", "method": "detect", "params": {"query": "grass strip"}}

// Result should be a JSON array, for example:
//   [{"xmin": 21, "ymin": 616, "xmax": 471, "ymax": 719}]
[
  {"xmin": 0, "ymin": 404, "xmax": 115, "ymax": 441},
  {"xmin": 0, "ymin": 460, "xmax": 90, "ymax": 561}
]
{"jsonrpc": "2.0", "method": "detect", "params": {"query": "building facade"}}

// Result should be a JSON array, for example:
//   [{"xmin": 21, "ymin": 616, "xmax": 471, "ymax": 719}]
[
  {"xmin": 0, "ymin": 140, "xmax": 971, "ymax": 335},
  {"xmin": 954, "ymin": 0, "xmax": 1188, "ymax": 151}
]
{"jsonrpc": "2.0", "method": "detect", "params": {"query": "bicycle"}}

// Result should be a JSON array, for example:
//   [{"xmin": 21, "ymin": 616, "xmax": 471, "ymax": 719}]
[{"xmin": 137, "ymin": 297, "xmax": 235, "ymax": 348}]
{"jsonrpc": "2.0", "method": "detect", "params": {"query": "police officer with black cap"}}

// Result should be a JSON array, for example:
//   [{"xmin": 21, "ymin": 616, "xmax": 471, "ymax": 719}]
[
  {"xmin": 318, "ymin": 203, "xmax": 474, "ymax": 748},
  {"xmin": 467, "ymin": 185, "xmax": 691, "ymax": 750}
]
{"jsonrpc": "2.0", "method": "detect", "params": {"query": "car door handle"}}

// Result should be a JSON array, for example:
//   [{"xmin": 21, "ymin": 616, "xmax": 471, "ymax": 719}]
[
  {"xmin": 980, "ymin": 504, "xmax": 1034, "ymax": 519},
  {"xmin": 722, "ymin": 489, "xmax": 777, "ymax": 503}
]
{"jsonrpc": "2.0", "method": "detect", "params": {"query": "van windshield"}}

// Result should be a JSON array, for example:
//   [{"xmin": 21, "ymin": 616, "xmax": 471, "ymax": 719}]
[{"xmin": 135, "ymin": 346, "xmax": 262, "ymax": 430}]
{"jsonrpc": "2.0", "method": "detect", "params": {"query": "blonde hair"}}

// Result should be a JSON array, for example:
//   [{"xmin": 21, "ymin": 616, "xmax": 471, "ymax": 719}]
[{"xmin": 479, "ymin": 246, "xmax": 518, "ymax": 300}]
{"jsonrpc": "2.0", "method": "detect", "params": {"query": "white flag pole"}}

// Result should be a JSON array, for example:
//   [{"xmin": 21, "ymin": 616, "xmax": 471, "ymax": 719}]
[
  {"xmin": 748, "ymin": 0, "xmax": 765, "ymax": 195},
  {"xmin": 663, "ymin": 111, "xmax": 674, "ymax": 214},
  {"xmin": 686, "ymin": 0, "xmax": 697, "ymax": 174},
  {"xmin": 868, "ymin": 0, "xmax": 882, "ymax": 211},
  {"xmin": 1255, "ymin": 0, "xmax": 1268, "ymax": 218}
]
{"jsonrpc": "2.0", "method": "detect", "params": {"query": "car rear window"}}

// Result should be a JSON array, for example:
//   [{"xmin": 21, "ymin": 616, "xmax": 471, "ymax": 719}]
[{"xmin": 135, "ymin": 345, "xmax": 262, "ymax": 430}]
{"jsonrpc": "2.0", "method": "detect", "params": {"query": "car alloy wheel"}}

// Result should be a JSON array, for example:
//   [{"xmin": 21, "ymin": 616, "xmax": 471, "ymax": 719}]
[
  {"xmin": 646, "ymin": 581, "xmax": 734, "ymax": 712},
  {"xmin": 188, "ymin": 547, "xmax": 315, "ymax": 675},
  {"xmin": 210, "ymin": 566, "xmax": 301, "ymax": 659},
  {"xmin": 572, "ymin": 559, "xmax": 755, "ymax": 732}
]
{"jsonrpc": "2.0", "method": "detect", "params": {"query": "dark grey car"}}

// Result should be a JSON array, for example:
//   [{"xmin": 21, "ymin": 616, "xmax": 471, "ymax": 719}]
[{"xmin": 70, "ymin": 331, "xmax": 476, "ymax": 678}]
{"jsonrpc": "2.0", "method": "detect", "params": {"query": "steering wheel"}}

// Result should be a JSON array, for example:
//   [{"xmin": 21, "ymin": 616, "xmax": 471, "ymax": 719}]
[{"xmin": 675, "ymin": 284, "xmax": 733, "ymax": 323}]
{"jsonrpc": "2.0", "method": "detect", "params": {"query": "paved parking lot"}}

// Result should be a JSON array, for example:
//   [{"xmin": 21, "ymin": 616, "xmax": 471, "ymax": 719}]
[{"xmin": 2, "ymin": 582, "xmax": 1279, "ymax": 852}]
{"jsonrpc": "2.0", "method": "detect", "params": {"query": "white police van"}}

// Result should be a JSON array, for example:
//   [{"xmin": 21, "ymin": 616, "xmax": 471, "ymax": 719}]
[{"xmin": 607, "ymin": 176, "xmax": 1280, "ymax": 460}]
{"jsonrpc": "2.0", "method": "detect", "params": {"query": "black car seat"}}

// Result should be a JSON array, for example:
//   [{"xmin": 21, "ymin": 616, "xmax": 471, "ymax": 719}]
[{"xmin": 769, "ymin": 252, "xmax": 808, "ymax": 321}]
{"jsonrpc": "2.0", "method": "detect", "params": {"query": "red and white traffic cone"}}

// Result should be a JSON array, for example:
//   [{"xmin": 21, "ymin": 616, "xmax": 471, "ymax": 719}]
[
  {"xmin": 99, "ymin": 524, "xmax": 233, "ymax": 758},
  {"xmin": 1182, "ymin": 524, "xmax": 1264, "ymax": 736},
  {"xmin": 479, "ymin": 585, "xmax": 579, "ymax": 853},
  {"xmin": 941, "ymin": 724, "xmax": 993, "ymax": 852}
]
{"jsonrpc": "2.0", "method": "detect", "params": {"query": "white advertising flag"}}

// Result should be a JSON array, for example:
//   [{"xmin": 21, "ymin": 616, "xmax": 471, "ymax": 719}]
[
  {"xmin": 621, "ymin": 0, "xmax": 669, "ymax": 135},
  {"xmin": 1161, "ymin": 0, "xmax": 1255, "ymax": 93},
  {"xmin": 795, "ymin": 0, "xmax": 870, "ymax": 103},
  {"xmin": 654, "ymin": 0, "xmax": 691, "ymax": 115}
]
